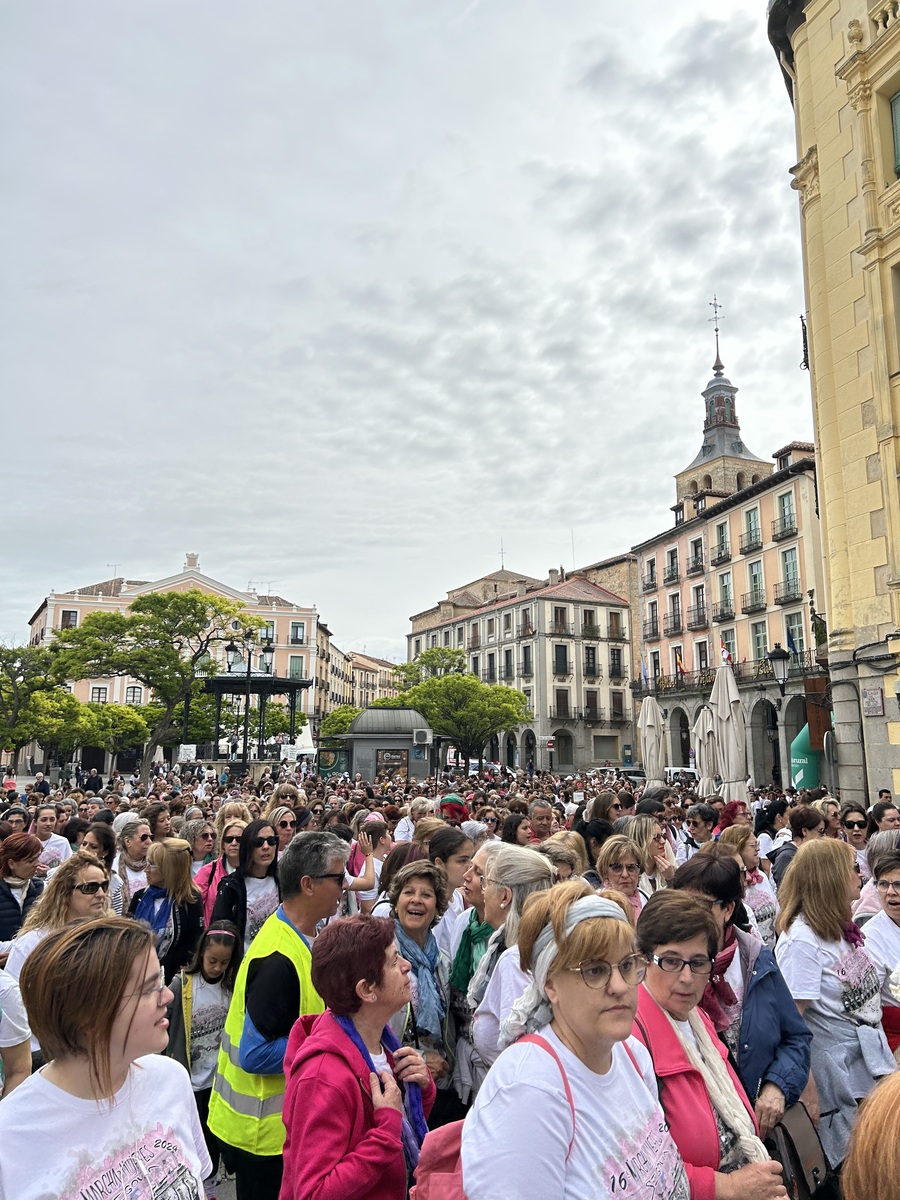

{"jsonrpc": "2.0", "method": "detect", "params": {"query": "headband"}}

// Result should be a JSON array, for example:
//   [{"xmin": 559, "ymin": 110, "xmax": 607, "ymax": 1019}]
[
  {"xmin": 206, "ymin": 928, "xmax": 237, "ymax": 940},
  {"xmin": 499, "ymin": 896, "xmax": 631, "ymax": 1047}
]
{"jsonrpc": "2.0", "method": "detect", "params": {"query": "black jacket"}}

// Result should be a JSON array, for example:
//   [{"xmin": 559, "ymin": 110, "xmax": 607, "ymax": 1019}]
[
  {"xmin": 0, "ymin": 878, "xmax": 43, "ymax": 942},
  {"xmin": 210, "ymin": 871, "xmax": 281, "ymax": 944},
  {"xmin": 128, "ymin": 889, "xmax": 204, "ymax": 983}
]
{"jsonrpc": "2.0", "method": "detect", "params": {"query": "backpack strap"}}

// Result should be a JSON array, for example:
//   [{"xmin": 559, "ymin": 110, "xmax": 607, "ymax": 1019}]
[
  {"xmin": 519, "ymin": 1034, "xmax": 576, "ymax": 1160},
  {"xmin": 631, "ymin": 1015, "xmax": 665, "ymax": 1105}
]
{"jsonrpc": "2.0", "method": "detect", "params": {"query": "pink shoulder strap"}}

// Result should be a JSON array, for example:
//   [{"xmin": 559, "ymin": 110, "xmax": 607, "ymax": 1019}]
[{"xmin": 520, "ymin": 1034, "xmax": 576, "ymax": 1160}]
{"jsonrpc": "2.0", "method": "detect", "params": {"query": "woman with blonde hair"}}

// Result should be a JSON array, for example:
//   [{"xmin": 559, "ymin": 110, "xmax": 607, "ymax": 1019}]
[
  {"xmin": 128, "ymin": 837, "xmax": 204, "ymax": 983},
  {"xmin": 843, "ymin": 1071, "xmax": 900, "ymax": 1200},
  {"xmin": 596, "ymin": 835, "xmax": 648, "ymax": 920},
  {"xmin": 629, "ymin": 814, "xmax": 676, "ymax": 893},
  {"xmin": 718, "ymin": 824, "xmax": 779, "ymax": 949},
  {"xmin": 775, "ymin": 837, "xmax": 896, "ymax": 1168},
  {"xmin": 462, "ymin": 880, "xmax": 689, "ymax": 1200},
  {"xmin": 266, "ymin": 804, "xmax": 299, "ymax": 856},
  {"xmin": 546, "ymin": 829, "xmax": 588, "ymax": 876},
  {"xmin": 0, "ymin": 916, "xmax": 211, "ymax": 1198},
  {"xmin": 195, "ymin": 818, "xmax": 247, "ymax": 924}
]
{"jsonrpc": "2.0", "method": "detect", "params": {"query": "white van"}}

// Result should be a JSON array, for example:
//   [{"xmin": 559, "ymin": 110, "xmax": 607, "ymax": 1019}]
[{"xmin": 664, "ymin": 766, "xmax": 700, "ymax": 786}]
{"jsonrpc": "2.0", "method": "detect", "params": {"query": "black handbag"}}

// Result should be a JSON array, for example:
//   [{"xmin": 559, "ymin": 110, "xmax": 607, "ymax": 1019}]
[{"xmin": 764, "ymin": 1102, "xmax": 830, "ymax": 1200}]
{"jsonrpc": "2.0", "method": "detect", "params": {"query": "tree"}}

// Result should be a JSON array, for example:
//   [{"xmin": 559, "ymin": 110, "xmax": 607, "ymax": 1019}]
[
  {"xmin": 16, "ymin": 690, "xmax": 100, "ymax": 763},
  {"xmin": 374, "ymin": 675, "xmax": 529, "ymax": 768},
  {"xmin": 319, "ymin": 705, "xmax": 362, "ymax": 741},
  {"xmin": 90, "ymin": 704, "xmax": 151, "ymax": 757},
  {"xmin": 394, "ymin": 647, "xmax": 465, "ymax": 692},
  {"xmin": 0, "ymin": 645, "xmax": 57, "ymax": 766},
  {"xmin": 51, "ymin": 590, "xmax": 255, "ymax": 782}
]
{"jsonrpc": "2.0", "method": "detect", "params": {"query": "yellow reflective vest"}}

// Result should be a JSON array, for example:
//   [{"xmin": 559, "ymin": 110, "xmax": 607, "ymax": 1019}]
[{"xmin": 207, "ymin": 909, "xmax": 324, "ymax": 1156}]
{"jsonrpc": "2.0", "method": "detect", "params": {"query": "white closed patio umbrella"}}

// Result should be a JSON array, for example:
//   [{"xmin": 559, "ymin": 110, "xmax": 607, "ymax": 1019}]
[
  {"xmin": 638, "ymin": 695, "xmax": 666, "ymax": 788},
  {"xmin": 691, "ymin": 704, "xmax": 718, "ymax": 796},
  {"xmin": 709, "ymin": 664, "xmax": 746, "ymax": 803}
]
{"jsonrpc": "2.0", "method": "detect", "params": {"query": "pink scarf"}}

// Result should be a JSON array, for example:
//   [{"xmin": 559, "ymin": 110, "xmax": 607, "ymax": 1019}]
[{"xmin": 700, "ymin": 926, "xmax": 739, "ymax": 1032}]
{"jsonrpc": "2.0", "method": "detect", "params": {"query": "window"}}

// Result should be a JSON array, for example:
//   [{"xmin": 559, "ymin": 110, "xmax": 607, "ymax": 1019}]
[
  {"xmin": 259, "ymin": 620, "xmax": 275, "ymax": 641},
  {"xmin": 456, "ymin": 626, "xmax": 464, "ymax": 646},
  {"xmin": 486, "ymin": 618, "xmax": 495, "ymax": 638},
  {"xmin": 666, "ymin": 548, "xmax": 679, "ymax": 575},
  {"xmin": 520, "ymin": 609, "xmax": 534, "ymax": 636},
  {"xmin": 719, "ymin": 572, "xmax": 732, "ymax": 604},
  {"xmin": 504, "ymin": 648, "xmax": 514, "ymax": 679},
  {"xmin": 555, "ymin": 689, "xmax": 570, "ymax": 718},
  {"xmin": 675, "ymin": 505, "xmax": 684, "ymax": 525},
  {"xmin": 554, "ymin": 644, "xmax": 569, "ymax": 674},
  {"xmin": 721, "ymin": 628, "xmax": 737, "ymax": 663},
  {"xmin": 289, "ymin": 656, "xmax": 305, "ymax": 679},
  {"xmin": 782, "ymin": 547, "xmax": 799, "ymax": 583},
  {"xmin": 60, "ymin": 610, "xmax": 78, "ymax": 629},
  {"xmin": 669, "ymin": 593, "xmax": 681, "ymax": 619},
  {"xmin": 693, "ymin": 584, "xmax": 705, "ymax": 608},
  {"xmin": 748, "ymin": 560, "xmax": 764, "ymax": 601},
  {"xmin": 645, "ymin": 558, "xmax": 657, "ymax": 584},
  {"xmin": 696, "ymin": 497, "xmax": 706, "ymax": 512},
  {"xmin": 290, "ymin": 621, "xmax": 306, "ymax": 645},
  {"xmin": 443, "ymin": 629, "xmax": 451, "ymax": 646},
  {"xmin": 584, "ymin": 646, "xmax": 598, "ymax": 676},
  {"xmin": 778, "ymin": 493, "xmax": 795, "ymax": 522},
  {"xmin": 751, "ymin": 620, "xmax": 769, "ymax": 661},
  {"xmin": 585, "ymin": 690, "xmax": 599, "ymax": 719},
  {"xmin": 91, "ymin": 686, "xmax": 108, "ymax": 704},
  {"xmin": 610, "ymin": 691, "xmax": 625, "ymax": 721},
  {"xmin": 553, "ymin": 606, "xmax": 568, "ymax": 634},
  {"xmin": 593, "ymin": 734, "xmax": 619, "ymax": 759},
  {"xmin": 610, "ymin": 647, "xmax": 623, "ymax": 678},
  {"xmin": 485, "ymin": 653, "xmax": 496, "ymax": 682},
  {"xmin": 777, "ymin": 453, "xmax": 789, "ymax": 470},
  {"xmin": 503, "ymin": 612, "xmax": 512, "ymax": 634},
  {"xmin": 583, "ymin": 608, "xmax": 597, "ymax": 633},
  {"xmin": 892, "ymin": 90, "xmax": 900, "ymax": 177},
  {"xmin": 413, "ymin": 638, "xmax": 422, "ymax": 656},
  {"xmin": 690, "ymin": 538, "xmax": 703, "ymax": 565},
  {"xmin": 716, "ymin": 522, "xmax": 729, "ymax": 551},
  {"xmin": 609, "ymin": 612, "xmax": 623, "ymax": 638},
  {"xmin": 785, "ymin": 612, "xmax": 805, "ymax": 655},
  {"xmin": 746, "ymin": 508, "xmax": 760, "ymax": 535},
  {"xmin": 672, "ymin": 645, "xmax": 684, "ymax": 674},
  {"xmin": 523, "ymin": 688, "xmax": 532, "ymax": 709},
  {"xmin": 648, "ymin": 599, "xmax": 658, "ymax": 623},
  {"xmin": 696, "ymin": 641, "xmax": 709, "ymax": 670},
  {"xmin": 651, "ymin": 651, "xmax": 661, "ymax": 677},
  {"xmin": 522, "ymin": 645, "xmax": 533, "ymax": 675},
  {"xmin": 124, "ymin": 685, "xmax": 142, "ymax": 704},
  {"xmin": 471, "ymin": 655, "xmax": 479, "ymax": 676}
]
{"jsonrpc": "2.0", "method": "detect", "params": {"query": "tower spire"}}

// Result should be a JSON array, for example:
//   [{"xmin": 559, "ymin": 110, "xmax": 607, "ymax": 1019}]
[{"xmin": 709, "ymin": 294, "xmax": 724, "ymax": 376}]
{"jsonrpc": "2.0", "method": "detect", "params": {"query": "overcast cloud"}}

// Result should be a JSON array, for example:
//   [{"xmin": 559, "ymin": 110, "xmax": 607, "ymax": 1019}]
[{"xmin": 1, "ymin": 0, "xmax": 809, "ymax": 660}]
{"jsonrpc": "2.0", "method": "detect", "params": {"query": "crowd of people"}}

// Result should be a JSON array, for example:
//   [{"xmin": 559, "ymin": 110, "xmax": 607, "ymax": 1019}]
[{"xmin": 0, "ymin": 759, "xmax": 899, "ymax": 1199}]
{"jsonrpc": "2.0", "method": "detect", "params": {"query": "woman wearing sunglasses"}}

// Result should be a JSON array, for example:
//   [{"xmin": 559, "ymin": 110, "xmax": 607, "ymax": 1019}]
[
  {"xmin": 196, "ymin": 819, "xmax": 248, "ymax": 925},
  {"xmin": 7, "ymin": 851, "xmax": 111, "ymax": 1068},
  {"xmin": 0, "ymin": 916, "xmax": 211, "ymax": 1200},
  {"xmin": 840, "ymin": 802, "xmax": 872, "ymax": 880},
  {"xmin": 634, "ymin": 891, "xmax": 787, "ymax": 1200},
  {"xmin": 267, "ymin": 805, "xmax": 299, "ymax": 857},
  {"xmin": 462, "ymin": 880, "xmax": 690, "ymax": 1200},
  {"xmin": 181, "ymin": 818, "xmax": 217, "ymax": 878},
  {"xmin": 112, "ymin": 819, "xmax": 152, "ymax": 910},
  {"xmin": 211, "ymin": 819, "xmax": 281, "ymax": 953}
]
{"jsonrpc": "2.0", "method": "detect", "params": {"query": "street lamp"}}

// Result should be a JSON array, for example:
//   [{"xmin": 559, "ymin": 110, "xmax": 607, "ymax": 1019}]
[
  {"xmin": 767, "ymin": 643, "xmax": 791, "ymax": 697},
  {"xmin": 225, "ymin": 640, "xmax": 240, "ymax": 672},
  {"xmin": 260, "ymin": 639, "xmax": 275, "ymax": 674}
]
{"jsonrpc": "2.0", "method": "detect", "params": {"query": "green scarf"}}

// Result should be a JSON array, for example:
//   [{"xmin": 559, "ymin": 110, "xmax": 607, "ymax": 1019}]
[{"xmin": 450, "ymin": 908, "xmax": 495, "ymax": 992}]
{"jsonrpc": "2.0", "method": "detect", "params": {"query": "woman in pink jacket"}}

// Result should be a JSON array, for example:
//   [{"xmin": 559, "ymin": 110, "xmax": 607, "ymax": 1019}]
[
  {"xmin": 194, "ymin": 819, "xmax": 246, "ymax": 924},
  {"xmin": 634, "ymin": 892, "xmax": 786, "ymax": 1200},
  {"xmin": 280, "ymin": 915, "xmax": 435, "ymax": 1200}
]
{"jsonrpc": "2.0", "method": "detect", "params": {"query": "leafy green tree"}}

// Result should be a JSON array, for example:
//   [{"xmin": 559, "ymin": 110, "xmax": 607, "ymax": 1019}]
[
  {"xmin": 319, "ymin": 705, "xmax": 362, "ymax": 740},
  {"xmin": 51, "ymin": 590, "xmax": 254, "ymax": 782},
  {"xmin": 17, "ymin": 690, "xmax": 100, "ymax": 763},
  {"xmin": 90, "ymin": 704, "xmax": 151, "ymax": 757},
  {"xmin": 0, "ymin": 645, "xmax": 57, "ymax": 766},
  {"xmin": 374, "ymin": 675, "xmax": 529, "ymax": 768},
  {"xmin": 394, "ymin": 647, "xmax": 465, "ymax": 691}
]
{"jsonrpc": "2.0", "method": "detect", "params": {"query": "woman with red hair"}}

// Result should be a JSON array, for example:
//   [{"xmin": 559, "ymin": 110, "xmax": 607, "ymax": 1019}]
[
  {"xmin": 0, "ymin": 833, "xmax": 44, "ymax": 943},
  {"xmin": 714, "ymin": 801, "xmax": 752, "ymax": 836}
]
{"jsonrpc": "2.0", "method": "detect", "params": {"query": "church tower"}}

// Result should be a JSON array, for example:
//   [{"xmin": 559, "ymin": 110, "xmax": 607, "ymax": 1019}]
[{"xmin": 674, "ymin": 332, "xmax": 772, "ymax": 515}]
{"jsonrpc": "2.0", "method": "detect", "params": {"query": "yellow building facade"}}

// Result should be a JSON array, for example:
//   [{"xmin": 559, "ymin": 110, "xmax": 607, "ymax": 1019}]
[{"xmin": 769, "ymin": 0, "xmax": 900, "ymax": 801}]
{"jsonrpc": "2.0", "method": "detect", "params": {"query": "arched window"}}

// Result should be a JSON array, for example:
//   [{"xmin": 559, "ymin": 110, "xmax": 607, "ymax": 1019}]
[
  {"xmin": 736, "ymin": 472, "xmax": 746, "ymax": 490},
  {"xmin": 751, "ymin": 474, "xmax": 760, "ymax": 485},
  {"xmin": 689, "ymin": 480, "xmax": 698, "ymax": 494},
  {"xmin": 702, "ymin": 474, "xmax": 712, "ymax": 491}
]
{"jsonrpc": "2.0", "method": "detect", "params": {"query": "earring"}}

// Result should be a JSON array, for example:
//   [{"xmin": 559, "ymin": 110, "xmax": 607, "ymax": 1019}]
[{"xmin": 500, "ymin": 901, "xmax": 507, "ymax": 909}]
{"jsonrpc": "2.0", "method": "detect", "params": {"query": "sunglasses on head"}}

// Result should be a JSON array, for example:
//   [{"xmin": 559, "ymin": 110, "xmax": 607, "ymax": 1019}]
[
  {"xmin": 73, "ymin": 880, "xmax": 110, "ymax": 895},
  {"xmin": 254, "ymin": 836, "xmax": 278, "ymax": 848}
]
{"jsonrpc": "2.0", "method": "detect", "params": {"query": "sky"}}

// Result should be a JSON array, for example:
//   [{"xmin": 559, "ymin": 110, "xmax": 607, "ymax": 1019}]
[{"xmin": 1, "ymin": 0, "xmax": 810, "ymax": 662}]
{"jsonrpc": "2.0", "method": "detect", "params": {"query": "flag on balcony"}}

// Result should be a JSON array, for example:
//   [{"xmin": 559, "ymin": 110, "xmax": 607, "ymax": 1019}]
[
  {"xmin": 786, "ymin": 628, "xmax": 798, "ymax": 656},
  {"xmin": 720, "ymin": 637, "xmax": 733, "ymax": 667},
  {"xmin": 675, "ymin": 649, "xmax": 686, "ymax": 677},
  {"xmin": 641, "ymin": 655, "xmax": 649, "ymax": 687}
]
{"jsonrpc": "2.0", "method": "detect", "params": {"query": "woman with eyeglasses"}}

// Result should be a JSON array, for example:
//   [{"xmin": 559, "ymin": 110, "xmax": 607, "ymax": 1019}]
[
  {"xmin": 839, "ymin": 802, "xmax": 871, "ymax": 880},
  {"xmin": 181, "ymin": 817, "xmax": 217, "ymax": 878},
  {"xmin": 462, "ymin": 880, "xmax": 690, "ymax": 1200},
  {"xmin": 211, "ymin": 818, "xmax": 281, "ymax": 953},
  {"xmin": 584, "ymin": 790, "xmax": 623, "ymax": 824},
  {"xmin": 7, "ymin": 850, "xmax": 111, "ymax": 1068},
  {"xmin": 597, "ymin": 835, "xmax": 648, "ymax": 920},
  {"xmin": 0, "ymin": 916, "xmax": 211, "ymax": 1200},
  {"xmin": 857, "ymin": 850, "xmax": 900, "ymax": 1055},
  {"xmin": 634, "ymin": 891, "xmax": 787, "ymax": 1200},
  {"xmin": 112, "ymin": 818, "xmax": 153, "ymax": 910},
  {"xmin": 775, "ymin": 838, "xmax": 896, "ymax": 1168},
  {"xmin": 676, "ymin": 803, "xmax": 718, "ymax": 867},
  {"xmin": 128, "ymin": 837, "xmax": 204, "ymax": 984},
  {"xmin": 0, "ymin": 833, "xmax": 44, "ymax": 944},
  {"xmin": 717, "ymin": 825, "xmax": 779, "ymax": 950},
  {"xmin": 196, "ymin": 818, "xmax": 248, "ymax": 924}
]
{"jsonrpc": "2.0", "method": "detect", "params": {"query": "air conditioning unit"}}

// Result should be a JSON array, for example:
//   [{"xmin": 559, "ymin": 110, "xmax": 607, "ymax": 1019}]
[{"xmin": 412, "ymin": 728, "xmax": 433, "ymax": 745}]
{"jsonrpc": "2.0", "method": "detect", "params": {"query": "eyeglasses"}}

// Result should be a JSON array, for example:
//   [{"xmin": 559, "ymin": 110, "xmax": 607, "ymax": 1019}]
[
  {"xmin": 253, "ymin": 836, "xmax": 278, "ymax": 848},
  {"xmin": 123, "ymin": 967, "xmax": 167, "ymax": 1006},
  {"xmin": 312, "ymin": 809, "xmax": 324, "ymax": 816},
  {"xmin": 73, "ymin": 879, "xmax": 110, "ymax": 895},
  {"xmin": 608, "ymin": 862, "xmax": 640, "ymax": 874},
  {"xmin": 567, "ymin": 954, "xmax": 648, "ymax": 989},
  {"xmin": 278, "ymin": 820, "xmax": 296, "ymax": 829},
  {"xmin": 485, "ymin": 817, "xmax": 498, "ymax": 824},
  {"xmin": 223, "ymin": 835, "xmax": 242, "ymax": 845},
  {"xmin": 843, "ymin": 820, "xmax": 867, "ymax": 830},
  {"xmin": 876, "ymin": 879, "xmax": 900, "ymax": 893},
  {"xmin": 312, "ymin": 872, "xmax": 345, "ymax": 884},
  {"xmin": 199, "ymin": 831, "xmax": 214, "ymax": 839},
  {"xmin": 650, "ymin": 953, "xmax": 714, "ymax": 976}
]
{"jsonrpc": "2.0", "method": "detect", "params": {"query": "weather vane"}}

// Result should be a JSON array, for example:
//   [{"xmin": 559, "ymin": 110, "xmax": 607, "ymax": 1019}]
[{"xmin": 709, "ymin": 295, "xmax": 724, "ymax": 375}]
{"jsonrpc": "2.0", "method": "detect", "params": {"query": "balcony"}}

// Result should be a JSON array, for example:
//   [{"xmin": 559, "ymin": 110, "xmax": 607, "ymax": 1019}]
[
  {"xmin": 517, "ymin": 660, "xmax": 534, "ymax": 677},
  {"xmin": 686, "ymin": 605, "xmax": 709, "ymax": 630},
  {"xmin": 643, "ymin": 619, "xmax": 660, "ymax": 641},
  {"xmin": 686, "ymin": 554, "xmax": 705, "ymax": 577},
  {"xmin": 710, "ymin": 542, "xmax": 731, "ymax": 566},
  {"xmin": 774, "ymin": 578, "xmax": 802, "ymax": 605},
  {"xmin": 772, "ymin": 515, "xmax": 797, "ymax": 542},
  {"xmin": 467, "ymin": 635, "xmax": 480, "ymax": 649},
  {"xmin": 630, "ymin": 650, "xmax": 827, "ymax": 697},
  {"xmin": 481, "ymin": 670, "xmax": 497, "ymax": 684},
  {"xmin": 289, "ymin": 636, "xmax": 306, "ymax": 645},
  {"xmin": 740, "ymin": 529, "xmax": 763, "ymax": 554},
  {"xmin": 609, "ymin": 665, "xmax": 625, "ymax": 679},
  {"xmin": 516, "ymin": 623, "xmax": 534, "ymax": 638},
  {"xmin": 663, "ymin": 563, "xmax": 681, "ymax": 585},
  {"xmin": 608, "ymin": 710, "xmax": 629, "ymax": 724},
  {"xmin": 712, "ymin": 599, "xmax": 735, "ymax": 623},
  {"xmin": 549, "ymin": 706, "xmax": 577, "ymax": 721},
  {"xmin": 583, "ymin": 663, "xmax": 603, "ymax": 679},
  {"xmin": 581, "ymin": 623, "xmax": 600, "ymax": 638},
  {"xmin": 551, "ymin": 622, "xmax": 574, "ymax": 637},
  {"xmin": 552, "ymin": 660, "xmax": 572, "ymax": 677},
  {"xmin": 499, "ymin": 667, "xmax": 516, "ymax": 681},
  {"xmin": 583, "ymin": 707, "xmax": 603, "ymax": 723},
  {"xmin": 741, "ymin": 590, "xmax": 767, "ymax": 614},
  {"xmin": 663, "ymin": 612, "xmax": 682, "ymax": 636},
  {"xmin": 642, "ymin": 574, "xmax": 658, "ymax": 593},
  {"xmin": 607, "ymin": 624, "xmax": 627, "ymax": 642}
]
